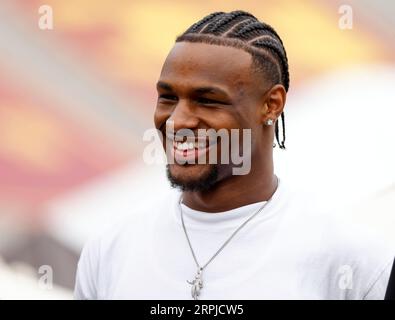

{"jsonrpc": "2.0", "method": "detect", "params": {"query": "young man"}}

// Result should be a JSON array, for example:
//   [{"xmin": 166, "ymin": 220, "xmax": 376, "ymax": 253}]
[{"xmin": 74, "ymin": 11, "xmax": 393, "ymax": 300}]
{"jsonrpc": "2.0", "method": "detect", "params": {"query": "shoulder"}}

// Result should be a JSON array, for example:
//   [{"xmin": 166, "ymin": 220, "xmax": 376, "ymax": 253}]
[
  {"xmin": 324, "ymin": 213, "xmax": 394, "ymax": 299},
  {"xmin": 285, "ymin": 185, "xmax": 394, "ymax": 299},
  {"xmin": 74, "ymin": 189, "xmax": 180, "ymax": 299},
  {"xmin": 82, "ymin": 188, "xmax": 180, "ymax": 259}
]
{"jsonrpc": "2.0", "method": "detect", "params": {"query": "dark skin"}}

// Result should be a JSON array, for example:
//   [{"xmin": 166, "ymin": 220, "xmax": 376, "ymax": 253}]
[{"xmin": 154, "ymin": 42, "xmax": 286, "ymax": 212}]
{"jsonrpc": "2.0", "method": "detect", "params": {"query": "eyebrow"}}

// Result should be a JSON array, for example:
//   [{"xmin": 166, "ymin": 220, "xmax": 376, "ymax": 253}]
[
  {"xmin": 156, "ymin": 81, "xmax": 230, "ymax": 97},
  {"xmin": 156, "ymin": 81, "xmax": 173, "ymax": 91},
  {"xmin": 194, "ymin": 86, "xmax": 229, "ymax": 97}
]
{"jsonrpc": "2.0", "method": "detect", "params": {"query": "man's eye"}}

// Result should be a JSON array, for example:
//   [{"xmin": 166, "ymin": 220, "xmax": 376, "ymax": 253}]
[
  {"xmin": 158, "ymin": 95, "xmax": 178, "ymax": 101},
  {"xmin": 197, "ymin": 97, "xmax": 222, "ymax": 104}
]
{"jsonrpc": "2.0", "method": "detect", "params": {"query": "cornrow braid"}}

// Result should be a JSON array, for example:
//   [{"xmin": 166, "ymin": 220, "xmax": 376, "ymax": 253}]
[
  {"xmin": 184, "ymin": 12, "xmax": 225, "ymax": 34},
  {"xmin": 275, "ymin": 113, "xmax": 286, "ymax": 149},
  {"xmin": 229, "ymin": 21, "xmax": 281, "ymax": 43},
  {"xmin": 200, "ymin": 10, "xmax": 255, "ymax": 35},
  {"xmin": 251, "ymin": 38, "xmax": 289, "ymax": 92},
  {"xmin": 176, "ymin": 10, "xmax": 289, "ymax": 149}
]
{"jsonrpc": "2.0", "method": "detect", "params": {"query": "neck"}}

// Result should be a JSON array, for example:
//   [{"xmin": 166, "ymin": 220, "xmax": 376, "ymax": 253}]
[{"xmin": 182, "ymin": 160, "xmax": 277, "ymax": 213}]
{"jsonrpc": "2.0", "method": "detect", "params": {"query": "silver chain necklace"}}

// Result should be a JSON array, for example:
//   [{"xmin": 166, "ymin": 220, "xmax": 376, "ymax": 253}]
[{"xmin": 179, "ymin": 178, "xmax": 278, "ymax": 300}]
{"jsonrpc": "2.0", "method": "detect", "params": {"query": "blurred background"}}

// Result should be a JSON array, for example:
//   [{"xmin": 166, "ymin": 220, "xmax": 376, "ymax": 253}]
[{"xmin": 0, "ymin": 0, "xmax": 394, "ymax": 299}]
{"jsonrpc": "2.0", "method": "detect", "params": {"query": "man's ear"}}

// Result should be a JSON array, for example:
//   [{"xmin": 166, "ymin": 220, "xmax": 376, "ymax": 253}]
[{"xmin": 260, "ymin": 84, "xmax": 287, "ymax": 124}]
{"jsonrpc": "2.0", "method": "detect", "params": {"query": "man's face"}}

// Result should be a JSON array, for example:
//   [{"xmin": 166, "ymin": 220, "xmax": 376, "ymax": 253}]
[{"xmin": 154, "ymin": 42, "xmax": 265, "ymax": 191}]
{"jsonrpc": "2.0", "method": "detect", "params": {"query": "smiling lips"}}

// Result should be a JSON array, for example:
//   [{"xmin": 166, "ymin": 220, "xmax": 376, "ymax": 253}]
[{"xmin": 169, "ymin": 139, "xmax": 216, "ymax": 164}]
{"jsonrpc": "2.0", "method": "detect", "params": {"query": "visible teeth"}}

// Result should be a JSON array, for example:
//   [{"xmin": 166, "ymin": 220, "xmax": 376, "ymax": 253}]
[
  {"xmin": 174, "ymin": 141, "xmax": 206, "ymax": 150},
  {"xmin": 176, "ymin": 142, "xmax": 185, "ymax": 150},
  {"xmin": 175, "ymin": 142, "xmax": 188, "ymax": 150}
]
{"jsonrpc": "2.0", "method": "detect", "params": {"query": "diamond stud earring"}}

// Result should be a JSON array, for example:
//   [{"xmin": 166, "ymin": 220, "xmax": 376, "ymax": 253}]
[{"xmin": 265, "ymin": 119, "xmax": 274, "ymax": 126}]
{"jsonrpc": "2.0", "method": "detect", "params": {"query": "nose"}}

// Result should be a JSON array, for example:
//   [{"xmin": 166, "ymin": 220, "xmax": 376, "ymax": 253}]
[{"xmin": 167, "ymin": 99, "xmax": 199, "ymax": 134}]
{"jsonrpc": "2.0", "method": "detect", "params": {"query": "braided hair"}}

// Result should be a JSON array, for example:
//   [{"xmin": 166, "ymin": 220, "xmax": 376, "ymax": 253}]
[{"xmin": 176, "ymin": 10, "xmax": 289, "ymax": 149}]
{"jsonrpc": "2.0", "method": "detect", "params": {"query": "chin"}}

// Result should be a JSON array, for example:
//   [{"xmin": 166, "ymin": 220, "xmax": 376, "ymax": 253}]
[{"xmin": 166, "ymin": 163, "xmax": 218, "ymax": 192}]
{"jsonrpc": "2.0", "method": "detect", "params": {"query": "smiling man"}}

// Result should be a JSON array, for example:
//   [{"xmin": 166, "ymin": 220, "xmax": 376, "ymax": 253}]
[{"xmin": 74, "ymin": 10, "xmax": 394, "ymax": 300}]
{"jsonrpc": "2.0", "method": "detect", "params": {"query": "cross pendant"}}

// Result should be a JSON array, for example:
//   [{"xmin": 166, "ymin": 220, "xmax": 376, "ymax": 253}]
[{"xmin": 187, "ymin": 268, "xmax": 203, "ymax": 300}]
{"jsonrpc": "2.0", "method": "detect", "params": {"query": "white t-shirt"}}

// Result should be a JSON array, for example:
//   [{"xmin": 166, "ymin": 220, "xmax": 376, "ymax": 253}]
[{"xmin": 74, "ymin": 178, "xmax": 394, "ymax": 300}]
